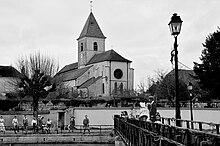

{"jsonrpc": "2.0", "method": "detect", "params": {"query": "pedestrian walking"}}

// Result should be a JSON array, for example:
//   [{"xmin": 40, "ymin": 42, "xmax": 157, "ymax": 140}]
[
  {"xmin": 12, "ymin": 116, "xmax": 19, "ymax": 134},
  {"xmin": 23, "ymin": 115, "xmax": 28, "ymax": 134},
  {"xmin": 83, "ymin": 115, "xmax": 90, "ymax": 134},
  {"xmin": 0, "ymin": 116, "xmax": 6, "ymax": 134}
]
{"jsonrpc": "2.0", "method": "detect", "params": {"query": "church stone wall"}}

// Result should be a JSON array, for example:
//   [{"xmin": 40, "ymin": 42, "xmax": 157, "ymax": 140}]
[
  {"xmin": 76, "ymin": 67, "xmax": 91, "ymax": 86},
  {"xmin": 86, "ymin": 37, "xmax": 105, "ymax": 52},
  {"xmin": 78, "ymin": 37, "xmax": 105, "ymax": 67},
  {"xmin": 88, "ymin": 77, "xmax": 103, "ymax": 97},
  {"xmin": 63, "ymin": 80, "xmax": 76, "ymax": 88},
  {"xmin": 110, "ymin": 61, "xmax": 128, "ymax": 81},
  {"xmin": 128, "ymin": 68, "xmax": 134, "ymax": 90}
]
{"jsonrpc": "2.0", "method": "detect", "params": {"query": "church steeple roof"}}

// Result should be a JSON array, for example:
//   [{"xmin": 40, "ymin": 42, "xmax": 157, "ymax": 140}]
[{"xmin": 77, "ymin": 12, "xmax": 106, "ymax": 40}]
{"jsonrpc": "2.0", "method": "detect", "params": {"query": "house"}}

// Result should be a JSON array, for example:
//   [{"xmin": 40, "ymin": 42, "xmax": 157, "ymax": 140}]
[
  {"xmin": 55, "ymin": 12, "xmax": 134, "ymax": 98},
  {"xmin": 165, "ymin": 69, "xmax": 198, "ymax": 86},
  {"xmin": 0, "ymin": 66, "xmax": 21, "ymax": 99}
]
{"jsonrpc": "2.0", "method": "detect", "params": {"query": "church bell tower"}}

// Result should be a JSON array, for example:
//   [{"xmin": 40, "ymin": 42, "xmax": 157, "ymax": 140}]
[{"xmin": 77, "ymin": 12, "xmax": 106, "ymax": 68}]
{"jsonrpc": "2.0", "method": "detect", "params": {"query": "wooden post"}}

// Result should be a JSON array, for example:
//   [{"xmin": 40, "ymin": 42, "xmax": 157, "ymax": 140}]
[
  {"xmin": 216, "ymin": 124, "xmax": 219, "ymax": 134},
  {"xmin": 186, "ymin": 121, "xmax": 190, "ymax": 129},
  {"xmin": 199, "ymin": 122, "xmax": 203, "ymax": 131}
]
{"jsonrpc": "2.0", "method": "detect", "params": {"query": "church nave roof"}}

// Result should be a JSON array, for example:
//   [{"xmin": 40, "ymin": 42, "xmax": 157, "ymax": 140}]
[{"xmin": 86, "ymin": 49, "xmax": 132, "ymax": 65}]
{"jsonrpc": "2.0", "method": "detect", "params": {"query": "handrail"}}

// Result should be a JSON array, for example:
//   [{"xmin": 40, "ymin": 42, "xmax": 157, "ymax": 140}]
[
  {"xmin": 114, "ymin": 115, "xmax": 185, "ymax": 146},
  {"xmin": 161, "ymin": 117, "xmax": 220, "ymax": 134},
  {"xmin": 0, "ymin": 124, "xmax": 114, "ymax": 135},
  {"xmin": 114, "ymin": 115, "xmax": 220, "ymax": 146}
]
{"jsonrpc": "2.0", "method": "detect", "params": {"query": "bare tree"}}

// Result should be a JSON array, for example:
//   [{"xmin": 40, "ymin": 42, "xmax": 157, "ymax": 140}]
[
  {"xmin": 14, "ymin": 52, "xmax": 59, "ymax": 119},
  {"xmin": 137, "ymin": 77, "xmax": 149, "ymax": 95}
]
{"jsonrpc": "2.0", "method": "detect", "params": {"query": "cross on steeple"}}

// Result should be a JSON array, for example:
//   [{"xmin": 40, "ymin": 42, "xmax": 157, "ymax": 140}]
[{"xmin": 90, "ymin": 0, "xmax": 93, "ymax": 12}]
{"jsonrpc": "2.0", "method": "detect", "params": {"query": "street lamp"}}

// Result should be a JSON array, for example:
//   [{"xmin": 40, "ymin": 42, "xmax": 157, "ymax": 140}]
[
  {"xmin": 168, "ymin": 13, "xmax": 183, "ymax": 127},
  {"xmin": 187, "ymin": 82, "xmax": 194, "ymax": 129}
]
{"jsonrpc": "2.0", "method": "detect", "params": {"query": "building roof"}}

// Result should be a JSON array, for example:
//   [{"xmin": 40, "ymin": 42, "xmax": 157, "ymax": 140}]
[
  {"xmin": 166, "ymin": 69, "xmax": 197, "ymax": 85},
  {"xmin": 87, "ymin": 49, "xmax": 132, "ymax": 65},
  {"xmin": 77, "ymin": 12, "xmax": 106, "ymax": 40},
  {"xmin": 57, "ymin": 62, "xmax": 78, "ymax": 75},
  {"xmin": 55, "ymin": 65, "xmax": 92, "ymax": 83},
  {"xmin": 78, "ymin": 76, "xmax": 102, "ymax": 89},
  {"xmin": 0, "ymin": 66, "xmax": 21, "ymax": 77}
]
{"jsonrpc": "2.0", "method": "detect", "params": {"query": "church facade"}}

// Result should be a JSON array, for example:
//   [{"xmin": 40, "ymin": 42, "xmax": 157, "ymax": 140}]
[{"xmin": 56, "ymin": 12, "xmax": 134, "ymax": 98}]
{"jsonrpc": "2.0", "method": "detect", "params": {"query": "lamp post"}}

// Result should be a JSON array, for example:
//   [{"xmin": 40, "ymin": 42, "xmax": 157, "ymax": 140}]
[
  {"xmin": 187, "ymin": 82, "xmax": 194, "ymax": 129},
  {"xmin": 168, "ymin": 13, "xmax": 183, "ymax": 127}
]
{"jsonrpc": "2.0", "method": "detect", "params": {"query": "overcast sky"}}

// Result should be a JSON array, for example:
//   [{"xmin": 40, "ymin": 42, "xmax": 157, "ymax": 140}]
[{"xmin": 0, "ymin": 0, "xmax": 219, "ymax": 88}]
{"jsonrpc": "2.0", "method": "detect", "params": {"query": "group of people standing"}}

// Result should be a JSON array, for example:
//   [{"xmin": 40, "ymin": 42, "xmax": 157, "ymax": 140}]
[
  {"xmin": 129, "ymin": 96, "xmax": 161, "ymax": 122},
  {"xmin": 0, "ymin": 115, "xmax": 52, "ymax": 134}
]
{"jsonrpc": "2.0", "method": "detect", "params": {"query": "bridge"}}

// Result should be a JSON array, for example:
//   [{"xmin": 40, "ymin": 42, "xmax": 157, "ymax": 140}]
[{"xmin": 114, "ymin": 115, "xmax": 220, "ymax": 146}]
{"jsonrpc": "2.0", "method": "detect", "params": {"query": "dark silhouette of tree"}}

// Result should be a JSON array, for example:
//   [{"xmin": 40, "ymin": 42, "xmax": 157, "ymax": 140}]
[
  {"xmin": 194, "ymin": 28, "xmax": 220, "ymax": 100},
  {"xmin": 14, "ymin": 52, "xmax": 58, "ymax": 119},
  {"xmin": 156, "ymin": 76, "xmax": 188, "ymax": 106}
]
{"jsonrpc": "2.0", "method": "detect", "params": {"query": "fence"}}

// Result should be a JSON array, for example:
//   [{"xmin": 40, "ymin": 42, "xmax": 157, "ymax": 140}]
[
  {"xmin": 161, "ymin": 117, "xmax": 220, "ymax": 134},
  {"xmin": 114, "ymin": 115, "xmax": 184, "ymax": 146},
  {"xmin": 0, "ymin": 124, "xmax": 113, "ymax": 135},
  {"xmin": 114, "ymin": 115, "xmax": 220, "ymax": 146}
]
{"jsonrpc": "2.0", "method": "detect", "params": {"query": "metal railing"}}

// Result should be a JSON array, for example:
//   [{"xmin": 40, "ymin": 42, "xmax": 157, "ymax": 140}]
[
  {"xmin": 0, "ymin": 125, "xmax": 113, "ymax": 135},
  {"xmin": 114, "ymin": 115, "xmax": 185, "ymax": 146},
  {"xmin": 114, "ymin": 115, "xmax": 220, "ymax": 146},
  {"xmin": 161, "ymin": 117, "xmax": 220, "ymax": 134}
]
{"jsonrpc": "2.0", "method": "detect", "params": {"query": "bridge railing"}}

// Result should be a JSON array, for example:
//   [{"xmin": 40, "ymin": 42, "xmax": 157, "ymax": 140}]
[
  {"xmin": 161, "ymin": 117, "xmax": 220, "ymax": 134},
  {"xmin": 114, "ymin": 115, "xmax": 185, "ymax": 146},
  {"xmin": 0, "ymin": 125, "xmax": 113, "ymax": 135},
  {"xmin": 114, "ymin": 115, "xmax": 220, "ymax": 146}
]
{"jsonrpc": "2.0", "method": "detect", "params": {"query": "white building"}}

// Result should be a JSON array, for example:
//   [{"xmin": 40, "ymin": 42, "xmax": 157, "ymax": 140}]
[{"xmin": 55, "ymin": 12, "xmax": 134, "ymax": 97}]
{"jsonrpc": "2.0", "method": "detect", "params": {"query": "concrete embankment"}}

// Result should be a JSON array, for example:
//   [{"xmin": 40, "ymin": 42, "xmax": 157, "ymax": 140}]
[{"xmin": 0, "ymin": 132, "xmax": 115, "ymax": 145}]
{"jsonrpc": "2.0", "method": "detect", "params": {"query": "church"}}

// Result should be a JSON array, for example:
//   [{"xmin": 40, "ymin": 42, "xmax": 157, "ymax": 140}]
[{"xmin": 55, "ymin": 12, "xmax": 134, "ymax": 98}]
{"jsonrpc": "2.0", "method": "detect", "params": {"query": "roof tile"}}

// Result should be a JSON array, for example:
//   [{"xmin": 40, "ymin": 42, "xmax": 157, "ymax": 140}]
[
  {"xmin": 86, "ymin": 49, "xmax": 131, "ymax": 65},
  {"xmin": 77, "ymin": 12, "xmax": 106, "ymax": 40}
]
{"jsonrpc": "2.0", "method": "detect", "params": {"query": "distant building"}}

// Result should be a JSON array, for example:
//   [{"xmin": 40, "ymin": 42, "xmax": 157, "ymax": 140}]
[
  {"xmin": 55, "ymin": 12, "xmax": 134, "ymax": 97},
  {"xmin": 0, "ymin": 66, "xmax": 21, "ymax": 99},
  {"xmin": 165, "ymin": 69, "xmax": 198, "ymax": 86}
]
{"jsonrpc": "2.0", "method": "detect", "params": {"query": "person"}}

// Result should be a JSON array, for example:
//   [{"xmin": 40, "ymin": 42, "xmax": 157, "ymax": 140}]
[
  {"xmin": 69, "ymin": 116, "xmax": 75, "ymax": 132},
  {"xmin": 0, "ymin": 116, "xmax": 6, "ymax": 134},
  {"xmin": 129, "ymin": 105, "xmax": 137, "ymax": 119},
  {"xmin": 46, "ymin": 118, "xmax": 52, "ymax": 133},
  {"xmin": 121, "ymin": 111, "xmax": 128, "ymax": 119},
  {"xmin": 83, "ymin": 115, "xmax": 90, "ymax": 134},
  {"xmin": 23, "ymin": 115, "xmax": 28, "ymax": 134},
  {"xmin": 139, "ymin": 102, "xmax": 149, "ymax": 121},
  {"xmin": 12, "ymin": 116, "xmax": 19, "ymax": 134},
  {"xmin": 155, "ymin": 112, "xmax": 162, "ymax": 124},
  {"xmin": 38, "ymin": 116, "xmax": 44, "ymax": 133},
  {"xmin": 147, "ymin": 96, "xmax": 157, "ymax": 122},
  {"xmin": 31, "ymin": 117, "xmax": 37, "ymax": 133}
]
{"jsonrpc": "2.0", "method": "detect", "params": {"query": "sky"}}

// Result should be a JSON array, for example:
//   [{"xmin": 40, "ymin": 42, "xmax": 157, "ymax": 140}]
[{"xmin": 0, "ymin": 0, "xmax": 219, "ymax": 88}]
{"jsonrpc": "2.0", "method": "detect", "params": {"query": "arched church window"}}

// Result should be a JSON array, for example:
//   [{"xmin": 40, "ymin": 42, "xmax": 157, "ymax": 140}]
[
  {"xmin": 93, "ymin": 42, "xmax": 98, "ymax": 51},
  {"xmin": 81, "ymin": 43, "xmax": 83, "ymax": 51},
  {"xmin": 120, "ymin": 83, "xmax": 123, "ymax": 94},
  {"xmin": 102, "ymin": 83, "xmax": 105, "ymax": 94},
  {"xmin": 114, "ymin": 82, "xmax": 117, "ymax": 94}
]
